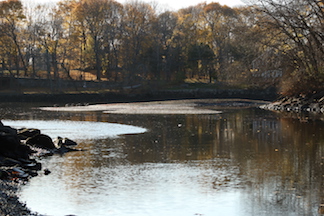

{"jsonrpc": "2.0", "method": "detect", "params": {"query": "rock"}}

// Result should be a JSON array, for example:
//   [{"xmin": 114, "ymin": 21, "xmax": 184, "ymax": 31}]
[
  {"xmin": 8, "ymin": 167, "xmax": 29, "ymax": 179},
  {"xmin": 0, "ymin": 170, "xmax": 9, "ymax": 180},
  {"xmin": 54, "ymin": 136, "xmax": 63, "ymax": 148},
  {"xmin": 17, "ymin": 128, "xmax": 41, "ymax": 140},
  {"xmin": 62, "ymin": 138, "xmax": 78, "ymax": 146},
  {"xmin": 0, "ymin": 126, "xmax": 20, "ymax": 149},
  {"xmin": 54, "ymin": 136, "xmax": 77, "ymax": 148},
  {"xmin": 0, "ymin": 124, "xmax": 34, "ymax": 160},
  {"xmin": 0, "ymin": 157, "xmax": 21, "ymax": 167},
  {"xmin": 22, "ymin": 162, "xmax": 42, "ymax": 171},
  {"xmin": 15, "ymin": 144, "xmax": 35, "ymax": 160},
  {"xmin": 0, "ymin": 131, "xmax": 21, "ymax": 159},
  {"xmin": 26, "ymin": 134, "xmax": 56, "ymax": 150},
  {"xmin": 261, "ymin": 91, "xmax": 324, "ymax": 114},
  {"xmin": 44, "ymin": 169, "xmax": 51, "ymax": 175}
]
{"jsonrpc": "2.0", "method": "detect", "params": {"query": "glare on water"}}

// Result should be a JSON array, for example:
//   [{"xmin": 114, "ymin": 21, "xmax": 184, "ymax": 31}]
[{"xmin": 1, "ymin": 101, "xmax": 323, "ymax": 216}]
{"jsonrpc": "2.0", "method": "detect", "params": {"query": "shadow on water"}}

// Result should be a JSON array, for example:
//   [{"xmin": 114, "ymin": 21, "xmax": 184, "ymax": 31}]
[{"xmin": 1, "ymin": 103, "xmax": 323, "ymax": 215}]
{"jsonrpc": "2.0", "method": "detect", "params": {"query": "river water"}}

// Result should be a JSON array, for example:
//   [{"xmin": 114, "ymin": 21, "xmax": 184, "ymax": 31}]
[{"xmin": 1, "ymin": 101, "xmax": 324, "ymax": 216}]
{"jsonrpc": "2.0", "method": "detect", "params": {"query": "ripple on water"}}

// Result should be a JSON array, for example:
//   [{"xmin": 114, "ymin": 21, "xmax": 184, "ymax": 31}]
[{"xmin": 19, "ymin": 157, "xmax": 244, "ymax": 216}]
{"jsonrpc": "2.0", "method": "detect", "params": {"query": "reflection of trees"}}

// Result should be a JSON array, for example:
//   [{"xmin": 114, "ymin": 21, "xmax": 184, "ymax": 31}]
[
  {"xmin": 237, "ymin": 115, "xmax": 324, "ymax": 215},
  {"xmin": 117, "ymin": 110, "xmax": 323, "ymax": 215},
  {"xmin": 5, "ymin": 105, "xmax": 323, "ymax": 214}
]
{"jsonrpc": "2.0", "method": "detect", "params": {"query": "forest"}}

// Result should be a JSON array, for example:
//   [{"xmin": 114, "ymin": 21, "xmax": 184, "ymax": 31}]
[{"xmin": 0, "ymin": 0, "xmax": 323, "ymax": 95}]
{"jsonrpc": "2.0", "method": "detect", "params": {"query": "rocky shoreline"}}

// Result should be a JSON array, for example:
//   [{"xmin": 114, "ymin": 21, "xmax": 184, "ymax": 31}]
[
  {"xmin": 260, "ymin": 91, "xmax": 324, "ymax": 114},
  {"xmin": 0, "ymin": 120, "xmax": 79, "ymax": 216}
]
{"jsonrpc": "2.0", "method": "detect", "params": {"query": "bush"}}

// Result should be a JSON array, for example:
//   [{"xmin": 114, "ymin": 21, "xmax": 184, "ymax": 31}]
[{"xmin": 280, "ymin": 72, "xmax": 324, "ymax": 96}]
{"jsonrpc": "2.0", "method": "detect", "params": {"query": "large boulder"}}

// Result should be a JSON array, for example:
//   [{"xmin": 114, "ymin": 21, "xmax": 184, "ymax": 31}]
[
  {"xmin": 0, "ymin": 124, "xmax": 33, "ymax": 160},
  {"xmin": 0, "ymin": 125, "xmax": 20, "ymax": 157},
  {"xmin": 26, "ymin": 134, "xmax": 56, "ymax": 150}
]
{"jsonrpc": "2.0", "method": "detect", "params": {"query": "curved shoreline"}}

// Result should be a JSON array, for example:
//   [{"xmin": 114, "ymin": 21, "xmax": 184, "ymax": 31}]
[{"xmin": 40, "ymin": 99, "xmax": 269, "ymax": 114}]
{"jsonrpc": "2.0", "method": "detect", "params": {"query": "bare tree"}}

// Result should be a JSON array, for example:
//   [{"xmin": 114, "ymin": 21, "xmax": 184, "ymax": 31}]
[{"xmin": 253, "ymin": 0, "xmax": 324, "ymax": 94}]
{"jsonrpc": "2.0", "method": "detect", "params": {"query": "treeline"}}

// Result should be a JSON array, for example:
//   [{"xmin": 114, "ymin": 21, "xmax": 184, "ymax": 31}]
[{"xmin": 0, "ymin": 0, "xmax": 323, "ymax": 95}]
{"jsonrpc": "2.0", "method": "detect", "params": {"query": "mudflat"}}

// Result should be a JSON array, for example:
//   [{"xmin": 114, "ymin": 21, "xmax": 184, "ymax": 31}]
[{"xmin": 40, "ymin": 99, "xmax": 269, "ymax": 114}]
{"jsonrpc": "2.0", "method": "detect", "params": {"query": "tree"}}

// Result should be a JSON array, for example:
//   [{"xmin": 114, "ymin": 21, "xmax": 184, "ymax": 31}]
[
  {"xmin": 73, "ymin": 0, "xmax": 122, "ymax": 81},
  {"xmin": 0, "ymin": 0, "xmax": 27, "ymax": 76},
  {"xmin": 100, "ymin": 0, "xmax": 123, "ymax": 81},
  {"xmin": 253, "ymin": 0, "xmax": 324, "ymax": 94},
  {"xmin": 31, "ymin": 4, "xmax": 65, "ymax": 81},
  {"xmin": 202, "ymin": 3, "xmax": 238, "ymax": 81},
  {"xmin": 120, "ymin": 1, "xmax": 156, "ymax": 84},
  {"xmin": 173, "ymin": 4, "xmax": 205, "ymax": 81},
  {"xmin": 227, "ymin": 6, "xmax": 266, "ymax": 84},
  {"xmin": 154, "ymin": 10, "xmax": 178, "ymax": 81},
  {"xmin": 187, "ymin": 43, "xmax": 215, "ymax": 82}
]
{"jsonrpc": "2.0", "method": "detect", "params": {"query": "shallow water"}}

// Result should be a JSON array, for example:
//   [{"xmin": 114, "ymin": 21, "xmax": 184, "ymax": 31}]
[{"xmin": 1, "ymin": 102, "xmax": 323, "ymax": 216}]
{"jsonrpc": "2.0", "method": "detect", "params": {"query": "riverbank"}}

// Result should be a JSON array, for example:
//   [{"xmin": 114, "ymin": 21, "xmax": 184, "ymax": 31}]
[
  {"xmin": 260, "ymin": 91, "xmax": 324, "ymax": 114},
  {"xmin": 0, "ymin": 120, "xmax": 80, "ymax": 216},
  {"xmin": 0, "ymin": 179, "xmax": 39, "ymax": 215},
  {"xmin": 0, "ymin": 122, "xmax": 41, "ymax": 215},
  {"xmin": 0, "ymin": 87, "xmax": 278, "ymax": 104}
]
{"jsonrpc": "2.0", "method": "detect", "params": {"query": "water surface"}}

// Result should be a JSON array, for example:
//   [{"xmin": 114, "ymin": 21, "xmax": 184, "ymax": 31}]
[{"xmin": 1, "ymin": 102, "xmax": 323, "ymax": 216}]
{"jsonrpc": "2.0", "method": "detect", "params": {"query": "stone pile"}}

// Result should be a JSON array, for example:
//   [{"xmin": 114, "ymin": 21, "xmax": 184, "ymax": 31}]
[
  {"xmin": 0, "ymin": 120, "xmax": 79, "ymax": 216},
  {"xmin": 260, "ymin": 91, "xmax": 324, "ymax": 113}
]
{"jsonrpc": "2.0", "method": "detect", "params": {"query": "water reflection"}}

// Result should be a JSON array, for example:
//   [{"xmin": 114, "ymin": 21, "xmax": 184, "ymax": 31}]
[{"xmin": 1, "ymin": 104, "xmax": 322, "ymax": 215}]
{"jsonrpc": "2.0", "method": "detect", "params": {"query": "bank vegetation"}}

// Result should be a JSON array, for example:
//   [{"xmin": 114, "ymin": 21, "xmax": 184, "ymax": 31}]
[{"xmin": 0, "ymin": 0, "xmax": 323, "ymax": 95}]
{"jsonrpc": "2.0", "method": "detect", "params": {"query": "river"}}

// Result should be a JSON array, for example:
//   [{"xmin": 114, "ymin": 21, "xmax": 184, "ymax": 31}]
[{"xmin": 1, "ymin": 100, "xmax": 323, "ymax": 216}]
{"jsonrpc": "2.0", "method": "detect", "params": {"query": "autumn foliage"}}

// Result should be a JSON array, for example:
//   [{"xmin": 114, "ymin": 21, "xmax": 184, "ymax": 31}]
[{"xmin": 0, "ymin": 0, "xmax": 323, "ymax": 95}]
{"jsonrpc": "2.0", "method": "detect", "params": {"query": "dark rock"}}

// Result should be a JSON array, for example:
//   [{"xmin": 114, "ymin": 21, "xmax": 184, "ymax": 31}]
[
  {"xmin": 8, "ymin": 167, "xmax": 29, "ymax": 179},
  {"xmin": 15, "ymin": 144, "xmax": 35, "ymax": 159},
  {"xmin": 26, "ymin": 134, "xmax": 56, "ymax": 150},
  {"xmin": 62, "ymin": 138, "xmax": 78, "ymax": 146},
  {"xmin": 0, "ymin": 157, "xmax": 21, "ymax": 166},
  {"xmin": 54, "ymin": 137, "xmax": 78, "ymax": 149},
  {"xmin": 22, "ymin": 162, "xmax": 42, "ymax": 171},
  {"xmin": 0, "ymin": 129, "xmax": 24, "ymax": 159},
  {"xmin": 0, "ymin": 127, "xmax": 20, "ymax": 152},
  {"xmin": 44, "ymin": 169, "xmax": 51, "ymax": 175},
  {"xmin": 27, "ymin": 170, "xmax": 38, "ymax": 177},
  {"xmin": 0, "ymin": 125, "xmax": 18, "ymax": 136},
  {"xmin": 0, "ymin": 170, "xmax": 9, "ymax": 180},
  {"xmin": 17, "ymin": 128, "xmax": 41, "ymax": 140}
]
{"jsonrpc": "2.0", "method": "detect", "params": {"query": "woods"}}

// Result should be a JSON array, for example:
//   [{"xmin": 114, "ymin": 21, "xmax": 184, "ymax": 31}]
[{"xmin": 0, "ymin": 0, "xmax": 323, "ymax": 95}]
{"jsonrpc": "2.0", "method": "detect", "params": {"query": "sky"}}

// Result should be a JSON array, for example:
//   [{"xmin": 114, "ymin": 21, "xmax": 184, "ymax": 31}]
[{"xmin": 21, "ymin": 0, "xmax": 246, "ymax": 11}]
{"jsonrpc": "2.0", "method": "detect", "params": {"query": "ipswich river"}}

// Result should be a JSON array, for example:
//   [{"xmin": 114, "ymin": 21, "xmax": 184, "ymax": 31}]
[{"xmin": 1, "ymin": 99, "xmax": 323, "ymax": 216}]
